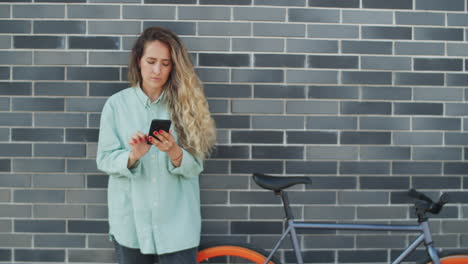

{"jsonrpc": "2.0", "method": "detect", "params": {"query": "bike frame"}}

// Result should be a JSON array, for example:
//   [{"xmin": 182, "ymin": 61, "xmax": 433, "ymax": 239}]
[{"xmin": 263, "ymin": 219, "xmax": 441, "ymax": 264}]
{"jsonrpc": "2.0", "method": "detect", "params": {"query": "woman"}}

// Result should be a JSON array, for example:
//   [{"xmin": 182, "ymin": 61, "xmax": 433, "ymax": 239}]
[{"xmin": 96, "ymin": 27, "xmax": 216, "ymax": 264}]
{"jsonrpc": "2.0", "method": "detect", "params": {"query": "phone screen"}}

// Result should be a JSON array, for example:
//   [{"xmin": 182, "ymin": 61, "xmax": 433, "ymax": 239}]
[{"xmin": 147, "ymin": 119, "xmax": 172, "ymax": 145}]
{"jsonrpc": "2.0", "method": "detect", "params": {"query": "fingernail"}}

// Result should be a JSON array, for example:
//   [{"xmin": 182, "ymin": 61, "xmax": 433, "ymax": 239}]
[
  {"xmin": 133, "ymin": 139, "xmax": 137, "ymax": 143},
  {"xmin": 153, "ymin": 131, "xmax": 158, "ymax": 135},
  {"xmin": 148, "ymin": 137, "xmax": 153, "ymax": 142},
  {"xmin": 139, "ymin": 138, "xmax": 143, "ymax": 142},
  {"xmin": 159, "ymin": 130, "xmax": 164, "ymax": 133}
]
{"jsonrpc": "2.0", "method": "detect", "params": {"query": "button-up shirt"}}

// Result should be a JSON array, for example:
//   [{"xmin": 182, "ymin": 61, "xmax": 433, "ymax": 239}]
[{"xmin": 96, "ymin": 86, "xmax": 203, "ymax": 254}]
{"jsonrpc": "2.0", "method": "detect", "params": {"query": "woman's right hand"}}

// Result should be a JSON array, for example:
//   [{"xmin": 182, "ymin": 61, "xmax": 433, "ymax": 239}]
[{"xmin": 127, "ymin": 131, "xmax": 151, "ymax": 168}]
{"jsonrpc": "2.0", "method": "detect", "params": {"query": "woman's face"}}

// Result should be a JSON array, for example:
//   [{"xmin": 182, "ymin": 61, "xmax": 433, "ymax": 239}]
[{"xmin": 139, "ymin": 40, "xmax": 173, "ymax": 92}]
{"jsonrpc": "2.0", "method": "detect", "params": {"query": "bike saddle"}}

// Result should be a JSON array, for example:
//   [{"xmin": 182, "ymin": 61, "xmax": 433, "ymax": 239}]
[{"xmin": 253, "ymin": 173, "xmax": 311, "ymax": 192}]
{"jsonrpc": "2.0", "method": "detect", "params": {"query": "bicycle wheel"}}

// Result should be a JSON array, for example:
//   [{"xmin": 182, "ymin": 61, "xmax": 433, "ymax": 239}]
[
  {"xmin": 197, "ymin": 242, "xmax": 280, "ymax": 264},
  {"xmin": 425, "ymin": 252, "xmax": 468, "ymax": 264}
]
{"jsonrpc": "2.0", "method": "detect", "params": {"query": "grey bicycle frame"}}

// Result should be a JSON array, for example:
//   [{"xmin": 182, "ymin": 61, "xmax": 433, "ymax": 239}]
[{"xmin": 263, "ymin": 219, "xmax": 441, "ymax": 264}]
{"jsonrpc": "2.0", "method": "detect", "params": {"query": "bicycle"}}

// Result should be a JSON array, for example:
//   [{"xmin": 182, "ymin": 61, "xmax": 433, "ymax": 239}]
[{"xmin": 196, "ymin": 173, "xmax": 468, "ymax": 264}]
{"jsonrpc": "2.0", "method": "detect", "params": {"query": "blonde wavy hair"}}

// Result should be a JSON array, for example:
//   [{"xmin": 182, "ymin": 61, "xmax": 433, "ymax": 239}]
[{"xmin": 128, "ymin": 27, "xmax": 216, "ymax": 158}]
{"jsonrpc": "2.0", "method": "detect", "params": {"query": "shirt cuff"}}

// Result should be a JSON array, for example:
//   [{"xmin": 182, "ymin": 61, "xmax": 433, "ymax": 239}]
[
  {"xmin": 167, "ymin": 149, "xmax": 202, "ymax": 178},
  {"xmin": 118, "ymin": 151, "xmax": 141, "ymax": 178}
]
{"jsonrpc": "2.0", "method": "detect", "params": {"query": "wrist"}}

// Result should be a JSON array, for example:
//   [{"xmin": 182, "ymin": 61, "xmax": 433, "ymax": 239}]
[{"xmin": 169, "ymin": 147, "xmax": 183, "ymax": 161}]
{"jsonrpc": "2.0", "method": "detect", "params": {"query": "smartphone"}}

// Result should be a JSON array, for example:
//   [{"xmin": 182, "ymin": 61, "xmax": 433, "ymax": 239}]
[{"xmin": 147, "ymin": 119, "xmax": 172, "ymax": 145}]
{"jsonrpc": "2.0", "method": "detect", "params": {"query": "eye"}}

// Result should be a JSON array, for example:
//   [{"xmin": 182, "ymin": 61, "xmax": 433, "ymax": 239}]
[
  {"xmin": 162, "ymin": 63, "xmax": 170, "ymax": 67},
  {"xmin": 146, "ymin": 60, "xmax": 155, "ymax": 64}
]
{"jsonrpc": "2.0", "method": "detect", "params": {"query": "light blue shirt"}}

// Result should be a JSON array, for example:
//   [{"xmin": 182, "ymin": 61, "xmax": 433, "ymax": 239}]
[{"xmin": 96, "ymin": 86, "xmax": 203, "ymax": 254}]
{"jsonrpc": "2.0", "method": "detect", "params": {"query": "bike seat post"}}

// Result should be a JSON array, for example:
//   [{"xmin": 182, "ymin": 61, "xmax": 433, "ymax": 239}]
[{"xmin": 276, "ymin": 190, "xmax": 294, "ymax": 220}]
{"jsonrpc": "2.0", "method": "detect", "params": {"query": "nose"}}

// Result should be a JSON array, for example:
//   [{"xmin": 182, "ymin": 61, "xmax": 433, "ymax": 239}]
[{"xmin": 152, "ymin": 63, "xmax": 161, "ymax": 75}]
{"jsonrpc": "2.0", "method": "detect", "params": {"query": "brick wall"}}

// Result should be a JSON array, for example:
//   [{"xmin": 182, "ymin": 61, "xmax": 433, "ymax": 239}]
[{"xmin": 1, "ymin": 0, "xmax": 468, "ymax": 263}]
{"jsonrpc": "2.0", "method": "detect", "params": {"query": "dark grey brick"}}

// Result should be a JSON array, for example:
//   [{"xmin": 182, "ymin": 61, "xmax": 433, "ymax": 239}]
[
  {"xmin": 0, "ymin": 82, "xmax": 31, "ymax": 96},
  {"xmin": 308, "ymin": 55, "xmax": 358, "ymax": 69},
  {"xmin": 15, "ymin": 220, "xmax": 65, "ymax": 233},
  {"xmin": 287, "ymin": 70, "xmax": 338, "ymax": 84},
  {"xmin": 13, "ymin": 67, "xmax": 64, "ymax": 80},
  {"xmin": 255, "ymin": 54, "xmax": 304, "ymax": 68},
  {"xmin": 143, "ymin": 21, "xmax": 195, "ymax": 36},
  {"xmin": 0, "ymin": 144, "xmax": 31, "ymax": 157},
  {"xmin": 0, "ymin": 51, "xmax": 32, "ymax": 65},
  {"xmin": 35, "ymin": 235, "xmax": 85, "ymax": 248},
  {"xmin": 413, "ymin": 176, "xmax": 461, "ymax": 189},
  {"xmin": 358, "ymin": 206, "xmax": 407, "ymax": 219},
  {"xmin": 309, "ymin": 0, "xmax": 358, "ymax": 7},
  {"xmin": 447, "ymin": 74, "xmax": 468, "ymax": 87},
  {"xmin": 361, "ymin": 147, "xmax": 410, "ymax": 160},
  {"xmin": 253, "ymin": 146, "xmax": 303, "ymax": 159},
  {"xmin": 445, "ymin": 162, "xmax": 468, "ymax": 175},
  {"xmin": 255, "ymin": 0, "xmax": 304, "ymax": 5},
  {"xmin": 360, "ymin": 116, "xmax": 410, "ymax": 130},
  {"xmin": 66, "ymin": 98, "xmax": 106, "ymax": 112},
  {"xmin": 34, "ymin": 20, "xmax": 85, "ymax": 34},
  {"xmin": 341, "ymin": 102, "xmax": 391, "ymax": 115},
  {"xmin": 179, "ymin": 6, "xmax": 230, "ymax": 20},
  {"xmin": 212, "ymin": 115, "xmax": 250, "ymax": 129},
  {"xmin": 252, "ymin": 115, "xmax": 304, "ymax": 129},
  {"xmin": 68, "ymin": 5, "xmax": 118, "ymax": 18},
  {"xmin": 69, "ymin": 249, "xmax": 114, "ymax": 263},
  {"xmin": 88, "ymin": 51, "xmax": 128, "ymax": 66},
  {"xmin": 0, "ymin": 97, "xmax": 8, "ymax": 111},
  {"xmin": 363, "ymin": 26, "xmax": 412, "ymax": 40},
  {"xmin": 307, "ymin": 176, "xmax": 356, "ymax": 189},
  {"xmin": 123, "ymin": 5, "xmax": 174, "ymax": 19},
  {"xmin": 393, "ymin": 162, "xmax": 441, "ymax": 175},
  {"xmin": 287, "ymin": 39, "xmax": 338, "ymax": 53},
  {"xmin": 448, "ymin": 14, "xmax": 468, "ymax": 26},
  {"xmin": 396, "ymin": 12, "xmax": 445, "ymax": 26},
  {"xmin": 202, "ymin": 206, "xmax": 248, "ymax": 220},
  {"xmin": 308, "ymin": 86, "xmax": 358, "ymax": 99},
  {"xmin": 361, "ymin": 86, "xmax": 411, "ymax": 100},
  {"xmin": 35, "ymin": 143, "xmax": 86, "ymax": 157},
  {"xmin": 87, "ymin": 205, "xmax": 108, "ymax": 219},
  {"xmin": 308, "ymin": 24, "xmax": 358, "ymax": 39},
  {"xmin": 363, "ymin": 0, "xmax": 412, "ymax": 9},
  {"xmin": 416, "ymin": 0, "xmax": 464, "ymax": 11},
  {"xmin": 0, "ymin": 204, "xmax": 30, "ymax": 217},
  {"xmin": 342, "ymin": 40, "xmax": 392, "ymax": 54},
  {"xmin": 415, "ymin": 27, "xmax": 463, "ymax": 41},
  {"xmin": 289, "ymin": 8, "xmax": 339, "ymax": 23},
  {"xmin": 13, "ymin": 159, "xmax": 65, "ymax": 172},
  {"xmin": 232, "ymin": 100, "xmax": 283, "ymax": 114},
  {"xmin": 88, "ymin": 21, "xmax": 140, "ymax": 35},
  {"xmin": 341, "ymin": 132, "xmax": 391, "ymax": 145},
  {"xmin": 145, "ymin": 0, "xmax": 194, "ymax": 2},
  {"xmin": 414, "ymin": 58, "xmax": 463, "ymax": 71},
  {"xmin": 413, "ymin": 147, "xmax": 462, "ymax": 161},
  {"xmin": 0, "ymin": 128, "xmax": 9, "ymax": 141},
  {"xmin": 88, "ymin": 114, "xmax": 101, "ymax": 128},
  {"xmin": 343, "ymin": 10, "xmax": 392, "ymax": 24},
  {"xmin": 34, "ymin": 174, "xmax": 84, "ymax": 189},
  {"xmin": 199, "ymin": 22, "xmax": 250, "ymax": 36},
  {"xmin": 414, "ymin": 88, "xmax": 463, "ymax": 102},
  {"xmin": 304, "ymin": 206, "xmax": 355, "ymax": 220},
  {"xmin": 287, "ymin": 131, "xmax": 337, "ymax": 144},
  {"xmin": 396, "ymin": 42, "xmax": 445, "ymax": 55},
  {"xmin": 12, "ymin": 128, "xmax": 63, "ymax": 142},
  {"xmin": 211, "ymin": 146, "xmax": 249, "ymax": 159},
  {"xmin": 200, "ymin": 0, "xmax": 250, "ymax": 4},
  {"xmin": 68, "ymin": 220, "xmax": 108, "ymax": 233},
  {"xmin": 232, "ymin": 69, "xmax": 283, "ymax": 83},
  {"xmin": 287, "ymin": 100, "xmax": 338, "ymax": 115},
  {"xmin": 35, "ymin": 82, "xmax": 86, "ymax": 96},
  {"xmin": 446, "ymin": 132, "xmax": 468, "ymax": 145},
  {"xmin": 15, "ymin": 249, "xmax": 64, "ymax": 262},
  {"xmin": 0, "ymin": 36, "xmax": 10, "ymax": 48},
  {"xmin": 14, "ymin": 189, "xmax": 64, "ymax": 203},
  {"xmin": 361, "ymin": 56, "xmax": 411, "ymax": 70},
  {"xmin": 201, "ymin": 190, "xmax": 228, "ymax": 204},
  {"xmin": 208, "ymin": 99, "xmax": 228, "ymax": 113},
  {"xmin": 67, "ymin": 67, "xmax": 119, "ymax": 81},
  {"xmin": 289, "ymin": 191, "xmax": 336, "ymax": 204},
  {"xmin": 0, "ymin": 174, "xmax": 31, "ymax": 187},
  {"xmin": 254, "ymin": 23, "xmax": 304, "ymax": 37},
  {"xmin": 66, "ymin": 129, "xmax": 99, "ymax": 142},
  {"xmin": 340, "ymin": 162, "xmax": 390, "ymax": 175},
  {"xmin": 395, "ymin": 73, "xmax": 444, "ymax": 86},
  {"xmin": 307, "ymin": 146, "xmax": 358, "ymax": 161},
  {"xmin": 200, "ymin": 175, "xmax": 248, "ymax": 190},
  {"xmin": 286, "ymin": 161, "xmax": 337, "ymax": 174},
  {"xmin": 69, "ymin": 36, "xmax": 119, "ymax": 50},
  {"xmin": 67, "ymin": 189, "xmax": 106, "ymax": 204},
  {"xmin": 87, "ymin": 175, "xmax": 108, "ymax": 189},
  {"xmin": 231, "ymin": 161, "xmax": 283, "ymax": 174},
  {"xmin": 255, "ymin": 85, "xmax": 305, "ymax": 99},
  {"xmin": 13, "ymin": 4, "xmax": 64, "ymax": 18},
  {"xmin": 447, "ymin": 103, "xmax": 468, "ymax": 116},
  {"xmin": 14, "ymin": 36, "xmax": 64, "ymax": 49},
  {"xmin": 0, "ymin": 20, "xmax": 30, "ymax": 33},
  {"xmin": 394, "ymin": 103, "xmax": 443, "ymax": 115},
  {"xmin": 199, "ymin": 53, "xmax": 250, "ymax": 67},
  {"xmin": 36, "ymin": 113, "xmax": 86, "ymax": 127},
  {"xmin": 338, "ymin": 191, "xmax": 388, "ymax": 204},
  {"xmin": 394, "ymin": 132, "xmax": 443, "ymax": 145},
  {"xmin": 12, "ymin": 98, "xmax": 64, "ymax": 111},
  {"xmin": 413, "ymin": 117, "xmax": 461, "ymax": 130},
  {"xmin": 0, "ymin": 113, "xmax": 32, "ymax": 126},
  {"xmin": 231, "ymin": 221, "xmax": 282, "ymax": 235},
  {"xmin": 232, "ymin": 131, "xmax": 282, "ymax": 144},
  {"xmin": 342, "ymin": 71, "xmax": 391, "ymax": 85},
  {"xmin": 360, "ymin": 176, "xmax": 409, "ymax": 190},
  {"xmin": 0, "ymin": 159, "xmax": 10, "ymax": 172},
  {"xmin": 204, "ymin": 84, "xmax": 251, "ymax": 98},
  {"xmin": 196, "ymin": 68, "xmax": 229, "ymax": 82},
  {"xmin": 67, "ymin": 159, "xmax": 99, "ymax": 173},
  {"xmin": 0, "ymin": 67, "xmax": 8, "ymax": 80},
  {"xmin": 232, "ymin": 37, "xmax": 283, "ymax": 52},
  {"xmin": 233, "ymin": 7, "xmax": 285, "ymax": 21}
]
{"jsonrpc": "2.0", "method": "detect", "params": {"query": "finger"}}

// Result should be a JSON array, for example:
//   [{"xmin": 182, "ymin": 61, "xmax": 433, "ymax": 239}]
[
  {"xmin": 151, "ymin": 131, "xmax": 166, "ymax": 142},
  {"xmin": 157, "ymin": 130, "xmax": 172, "ymax": 142},
  {"xmin": 136, "ymin": 131, "xmax": 147, "ymax": 141}
]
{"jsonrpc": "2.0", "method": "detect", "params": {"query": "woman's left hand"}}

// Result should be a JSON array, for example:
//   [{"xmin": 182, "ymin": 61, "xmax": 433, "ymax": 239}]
[{"xmin": 148, "ymin": 129, "xmax": 183, "ymax": 162}]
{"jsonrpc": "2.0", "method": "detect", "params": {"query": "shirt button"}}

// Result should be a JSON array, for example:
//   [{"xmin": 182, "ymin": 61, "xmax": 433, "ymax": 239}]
[
  {"xmin": 153, "ymin": 201, "xmax": 157, "ymax": 207},
  {"xmin": 151, "ymin": 154, "xmax": 156, "ymax": 158},
  {"xmin": 151, "ymin": 178, "xmax": 156, "ymax": 183}
]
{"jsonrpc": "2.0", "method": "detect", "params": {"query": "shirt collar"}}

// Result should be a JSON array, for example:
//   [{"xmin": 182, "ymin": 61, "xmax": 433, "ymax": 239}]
[{"xmin": 134, "ymin": 85, "xmax": 166, "ymax": 107}]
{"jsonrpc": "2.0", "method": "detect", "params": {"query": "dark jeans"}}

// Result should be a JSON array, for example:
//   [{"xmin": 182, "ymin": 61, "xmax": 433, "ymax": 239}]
[{"xmin": 112, "ymin": 237, "xmax": 197, "ymax": 264}]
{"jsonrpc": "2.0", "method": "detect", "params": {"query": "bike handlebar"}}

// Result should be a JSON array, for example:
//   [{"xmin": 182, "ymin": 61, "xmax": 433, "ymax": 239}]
[{"xmin": 408, "ymin": 189, "xmax": 449, "ymax": 216}]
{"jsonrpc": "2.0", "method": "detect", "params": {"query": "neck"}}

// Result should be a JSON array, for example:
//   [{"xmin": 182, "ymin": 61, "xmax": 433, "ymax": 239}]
[{"xmin": 141, "ymin": 85, "xmax": 163, "ymax": 102}]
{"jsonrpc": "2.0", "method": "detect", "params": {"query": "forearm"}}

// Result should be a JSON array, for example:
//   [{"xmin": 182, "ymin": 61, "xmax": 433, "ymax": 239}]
[
  {"xmin": 127, "ymin": 151, "xmax": 140, "ymax": 168},
  {"xmin": 168, "ymin": 147, "xmax": 183, "ymax": 167}
]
